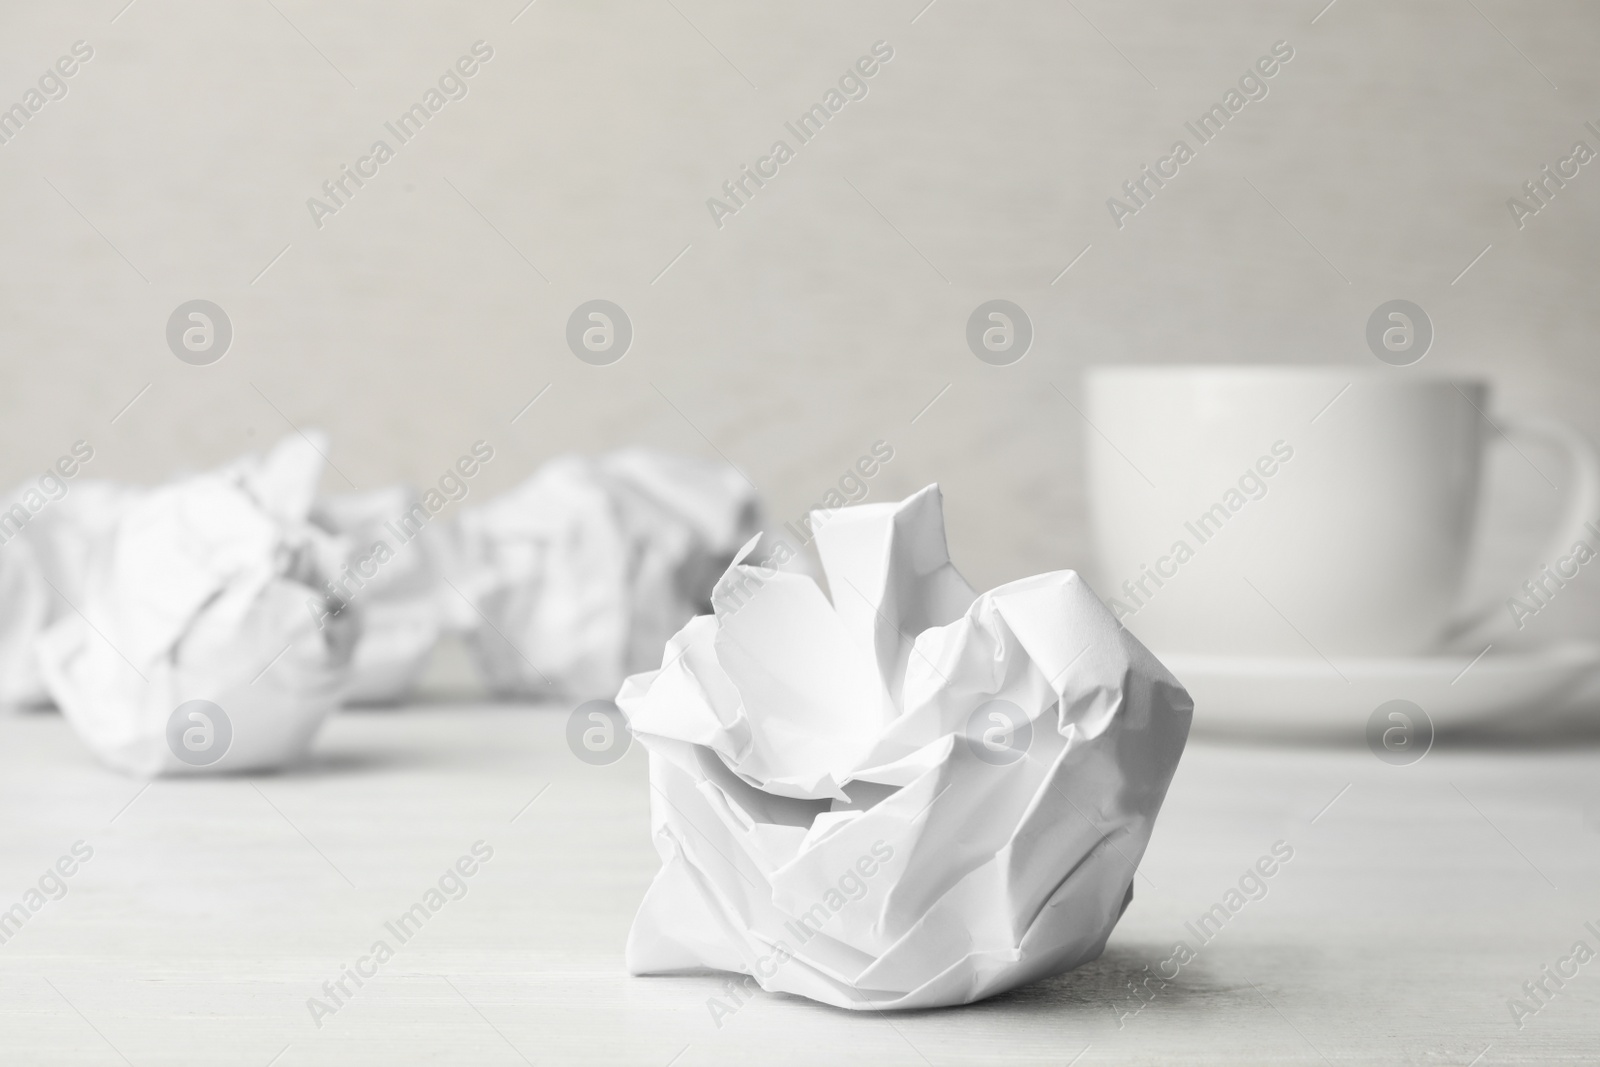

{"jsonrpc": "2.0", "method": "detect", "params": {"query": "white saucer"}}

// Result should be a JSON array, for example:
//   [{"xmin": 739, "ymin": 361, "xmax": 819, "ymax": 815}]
[{"xmin": 1162, "ymin": 642, "xmax": 1600, "ymax": 739}]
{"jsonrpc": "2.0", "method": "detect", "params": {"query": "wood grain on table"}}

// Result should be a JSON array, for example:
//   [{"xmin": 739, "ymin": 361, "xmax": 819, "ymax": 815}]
[{"xmin": 1, "ymin": 705, "xmax": 1596, "ymax": 1065}]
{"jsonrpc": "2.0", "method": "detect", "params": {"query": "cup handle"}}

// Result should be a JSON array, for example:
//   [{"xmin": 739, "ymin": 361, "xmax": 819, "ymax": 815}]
[{"xmin": 1445, "ymin": 415, "xmax": 1600, "ymax": 644}]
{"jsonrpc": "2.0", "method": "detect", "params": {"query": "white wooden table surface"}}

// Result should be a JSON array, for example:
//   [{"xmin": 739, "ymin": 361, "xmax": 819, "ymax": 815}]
[{"xmin": 2, "ymin": 703, "xmax": 1597, "ymax": 1066}]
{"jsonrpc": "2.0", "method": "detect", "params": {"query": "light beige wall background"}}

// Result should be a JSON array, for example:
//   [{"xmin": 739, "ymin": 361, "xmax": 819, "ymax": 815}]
[{"xmin": 2, "ymin": 0, "xmax": 1597, "ymax": 644}]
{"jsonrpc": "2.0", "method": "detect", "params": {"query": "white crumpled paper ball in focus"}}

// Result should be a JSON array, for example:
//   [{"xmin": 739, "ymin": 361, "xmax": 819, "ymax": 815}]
[
  {"xmin": 36, "ymin": 434, "xmax": 359, "ymax": 776},
  {"xmin": 450, "ymin": 449, "xmax": 761, "ymax": 702},
  {"xmin": 620, "ymin": 485, "xmax": 1192, "ymax": 1010}
]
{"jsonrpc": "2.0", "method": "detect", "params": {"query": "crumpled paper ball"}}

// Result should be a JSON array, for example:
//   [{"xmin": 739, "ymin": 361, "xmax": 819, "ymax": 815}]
[
  {"xmin": 621, "ymin": 485, "xmax": 1192, "ymax": 1010},
  {"xmin": 311, "ymin": 486, "xmax": 448, "ymax": 704},
  {"xmin": 450, "ymin": 448, "xmax": 761, "ymax": 701},
  {"xmin": 0, "ymin": 536, "xmax": 49, "ymax": 706},
  {"xmin": 0, "ymin": 480, "xmax": 141, "ymax": 706},
  {"xmin": 36, "ymin": 433, "xmax": 359, "ymax": 775}
]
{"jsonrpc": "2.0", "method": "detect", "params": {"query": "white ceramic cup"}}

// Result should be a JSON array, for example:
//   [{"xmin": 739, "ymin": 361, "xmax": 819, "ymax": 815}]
[{"xmin": 1084, "ymin": 366, "xmax": 1600, "ymax": 658}]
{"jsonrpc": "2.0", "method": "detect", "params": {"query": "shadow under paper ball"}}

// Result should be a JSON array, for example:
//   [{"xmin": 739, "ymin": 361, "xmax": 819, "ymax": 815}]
[{"xmin": 971, "ymin": 945, "xmax": 1234, "ymax": 1015}]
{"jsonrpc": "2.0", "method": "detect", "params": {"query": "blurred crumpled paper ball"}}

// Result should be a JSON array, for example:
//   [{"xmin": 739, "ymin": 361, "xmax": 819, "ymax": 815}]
[
  {"xmin": 35, "ymin": 434, "xmax": 358, "ymax": 776},
  {"xmin": 0, "ymin": 479, "xmax": 141, "ymax": 706},
  {"xmin": 311, "ymin": 485, "xmax": 451, "ymax": 705},
  {"xmin": 621, "ymin": 485, "xmax": 1192, "ymax": 1010},
  {"xmin": 450, "ymin": 449, "xmax": 761, "ymax": 702}
]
